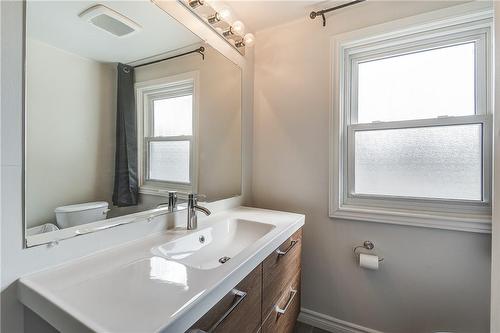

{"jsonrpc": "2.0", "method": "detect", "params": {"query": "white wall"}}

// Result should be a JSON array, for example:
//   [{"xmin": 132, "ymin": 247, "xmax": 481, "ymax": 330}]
[
  {"xmin": 25, "ymin": 38, "xmax": 116, "ymax": 228},
  {"xmin": 0, "ymin": 1, "xmax": 254, "ymax": 332},
  {"xmin": 252, "ymin": 2, "xmax": 491, "ymax": 333},
  {"xmin": 135, "ymin": 45, "xmax": 242, "ymax": 202}
]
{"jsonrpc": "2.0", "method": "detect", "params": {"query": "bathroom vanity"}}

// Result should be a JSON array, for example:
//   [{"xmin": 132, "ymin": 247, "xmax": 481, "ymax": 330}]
[
  {"xmin": 18, "ymin": 207, "xmax": 305, "ymax": 333},
  {"xmin": 189, "ymin": 228, "xmax": 302, "ymax": 333}
]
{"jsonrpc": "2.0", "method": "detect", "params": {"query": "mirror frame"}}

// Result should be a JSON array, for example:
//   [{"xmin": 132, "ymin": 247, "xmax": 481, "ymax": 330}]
[{"xmin": 22, "ymin": 0, "xmax": 247, "ymax": 247}]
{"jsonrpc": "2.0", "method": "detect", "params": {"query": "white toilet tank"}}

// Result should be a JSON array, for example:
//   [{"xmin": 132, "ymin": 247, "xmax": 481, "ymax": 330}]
[{"xmin": 55, "ymin": 201, "xmax": 109, "ymax": 229}]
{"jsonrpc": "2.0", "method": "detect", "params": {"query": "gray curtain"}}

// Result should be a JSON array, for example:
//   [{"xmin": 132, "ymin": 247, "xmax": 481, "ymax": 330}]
[{"xmin": 112, "ymin": 63, "xmax": 138, "ymax": 206}]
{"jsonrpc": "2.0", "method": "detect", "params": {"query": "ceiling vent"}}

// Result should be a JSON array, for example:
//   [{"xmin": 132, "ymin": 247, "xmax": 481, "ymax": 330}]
[{"xmin": 79, "ymin": 4, "xmax": 142, "ymax": 37}]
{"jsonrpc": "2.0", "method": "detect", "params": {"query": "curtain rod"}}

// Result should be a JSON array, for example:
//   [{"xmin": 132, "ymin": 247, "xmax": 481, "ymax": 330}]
[
  {"xmin": 310, "ymin": 0, "xmax": 366, "ymax": 27},
  {"xmin": 133, "ymin": 46, "xmax": 205, "ymax": 69}
]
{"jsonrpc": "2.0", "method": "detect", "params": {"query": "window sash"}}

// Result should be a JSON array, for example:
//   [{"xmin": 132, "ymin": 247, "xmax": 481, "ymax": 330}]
[
  {"xmin": 346, "ymin": 115, "xmax": 490, "ymax": 205},
  {"xmin": 347, "ymin": 29, "xmax": 489, "ymax": 125},
  {"xmin": 147, "ymin": 90, "xmax": 194, "ymax": 139},
  {"xmin": 144, "ymin": 136, "xmax": 193, "ymax": 185}
]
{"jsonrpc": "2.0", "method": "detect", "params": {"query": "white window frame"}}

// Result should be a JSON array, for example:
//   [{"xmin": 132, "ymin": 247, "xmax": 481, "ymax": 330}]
[
  {"xmin": 330, "ymin": 4, "xmax": 493, "ymax": 233},
  {"xmin": 136, "ymin": 71, "xmax": 199, "ymax": 197}
]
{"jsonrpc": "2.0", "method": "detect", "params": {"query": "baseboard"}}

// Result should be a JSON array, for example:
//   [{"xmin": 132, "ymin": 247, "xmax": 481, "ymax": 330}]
[{"xmin": 297, "ymin": 308, "xmax": 385, "ymax": 333}]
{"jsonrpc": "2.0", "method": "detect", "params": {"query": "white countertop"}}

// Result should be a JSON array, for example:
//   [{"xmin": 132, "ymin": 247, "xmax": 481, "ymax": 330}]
[{"xmin": 17, "ymin": 206, "xmax": 305, "ymax": 333}]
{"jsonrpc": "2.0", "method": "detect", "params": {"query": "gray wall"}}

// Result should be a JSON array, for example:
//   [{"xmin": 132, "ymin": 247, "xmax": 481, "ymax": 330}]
[
  {"xmin": 135, "ymin": 45, "xmax": 242, "ymax": 202},
  {"xmin": 25, "ymin": 38, "xmax": 116, "ymax": 228},
  {"xmin": 251, "ymin": 2, "xmax": 491, "ymax": 333}
]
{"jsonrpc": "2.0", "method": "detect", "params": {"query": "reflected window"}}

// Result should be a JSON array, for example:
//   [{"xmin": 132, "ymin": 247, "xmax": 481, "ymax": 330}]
[
  {"xmin": 149, "ymin": 257, "xmax": 188, "ymax": 289},
  {"xmin": 137, "ymin": 72, "xmax": 198, "ymax": 194}
]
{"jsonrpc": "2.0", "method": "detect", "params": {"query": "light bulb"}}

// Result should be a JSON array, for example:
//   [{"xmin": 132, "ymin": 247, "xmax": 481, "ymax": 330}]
[
  {"xmin": 244, "ymin": 33, "xmax": 255, "ymax": 47},
  {"xmin": 232, "ymin": 20, "xmax": 245, "ymax": 36},
  {"xmin": 217, "ymin": 6, "xmax": 232, "ymax": 22}
]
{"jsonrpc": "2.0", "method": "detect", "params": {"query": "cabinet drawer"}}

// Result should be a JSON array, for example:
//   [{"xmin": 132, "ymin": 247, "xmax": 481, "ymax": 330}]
[
  {"xmin": 188, "ymin": 265, "xmax": 262, "ymax": 333},
  {"xmin": 262, "ymin": 228, "xmax": 302, "ymax": 318},
  {"xmin": 262, "ymin": 270, "xmax": 301, "ymax": 333}
]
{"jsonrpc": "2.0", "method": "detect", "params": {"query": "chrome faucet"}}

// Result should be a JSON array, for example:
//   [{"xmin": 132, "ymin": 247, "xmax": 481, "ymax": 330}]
[
  {"xmin": 187, "ymin": 193, "xmax": 211, "ymax": 230},
  {"xmin": 156, "ymin": 191, "xmax": 178, "ymax": 212},
  {"xmin": 167, "ymin": 191, "xmax": 177, "ymax": 212}
]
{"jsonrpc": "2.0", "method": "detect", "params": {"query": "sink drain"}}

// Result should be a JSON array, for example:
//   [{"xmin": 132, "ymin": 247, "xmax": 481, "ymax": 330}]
[{"xmin": 219, "ymin": 256, "xmax": 231, "ymax": 264}]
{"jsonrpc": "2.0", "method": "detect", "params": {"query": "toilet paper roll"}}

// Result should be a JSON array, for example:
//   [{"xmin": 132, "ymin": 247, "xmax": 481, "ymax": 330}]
[{"xmin": 359, "ymin": 253, "xmax": 379, "ymax": 270}]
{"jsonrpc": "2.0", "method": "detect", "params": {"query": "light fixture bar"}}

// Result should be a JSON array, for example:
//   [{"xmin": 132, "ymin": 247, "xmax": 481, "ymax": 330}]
[
  {"xmin": 207, "ymin": 13, "xmax": 221, "ymax": 24},
  {"xmin": 188, "ymin": 0, "xmax": 204, "ymax": 9},
  {"xmin": 222, "ymin": 27, "xmax": 235, "ymax": 38},
  {"xmin": 183, "ymin": 0, "xmax": 255, "ymax": 54}
]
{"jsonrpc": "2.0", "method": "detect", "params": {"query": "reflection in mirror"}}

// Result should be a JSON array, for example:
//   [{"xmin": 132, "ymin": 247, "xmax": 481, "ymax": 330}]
[{"xmin": 25, "ymin": 1, "xmax": 242, "ymax": 245}]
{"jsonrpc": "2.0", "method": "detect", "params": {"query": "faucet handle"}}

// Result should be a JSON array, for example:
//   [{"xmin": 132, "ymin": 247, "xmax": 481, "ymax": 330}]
[{"xmin": 168, "ymin": 191, "xmax": 178, "ymax": 211}]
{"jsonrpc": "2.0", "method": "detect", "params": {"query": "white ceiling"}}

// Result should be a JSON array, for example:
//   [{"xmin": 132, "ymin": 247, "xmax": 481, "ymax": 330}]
[
  {"xmin": 27, "ymin": 1, "xmax": 202, "ymax": 64},
  {"xmin": 224, "ymin": 0, "xmax": 326, "ymax": 33},
  {"xmin": 225, "ymin": 1, "xmax": 473, "ymax": 34}
]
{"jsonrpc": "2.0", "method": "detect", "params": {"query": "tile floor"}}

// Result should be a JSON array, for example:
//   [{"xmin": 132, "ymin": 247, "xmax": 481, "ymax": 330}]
[{"xmin": 294, "ymin": 321, "xmax": 330, "ymax": 333}]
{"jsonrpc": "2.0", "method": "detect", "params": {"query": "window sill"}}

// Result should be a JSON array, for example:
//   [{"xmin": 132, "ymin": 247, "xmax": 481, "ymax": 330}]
[
  {"xmin": 139, "ymin": 185, "xmax": 192, "ymax": 199},
  {"xmin": 330, "ymin": 204, "xmax": 491, "ymax": 233}
]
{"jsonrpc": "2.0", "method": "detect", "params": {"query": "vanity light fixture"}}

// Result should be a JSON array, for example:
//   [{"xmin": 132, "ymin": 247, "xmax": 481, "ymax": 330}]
[
  {"xmin": 188, "ymin": 0, "xmax": 204, "ymax": 9},
  {"xmin": 232, "ymin": 20, "xmax": 245, "ymax": 35},
  {"xmin": 243, "ymin": 33, "xmax": 255, "ymax": 47},
  {"xmin": 216, "ymin": 5, "xmax": 233, "ymax": 22},
  {"xmin": 184, "ymin": 0, "xmax": 255, "ymax": 53},
  {"xmin": 222, "ymin": 27, "xmax": 235, "ymax": 38},
  {"xmin": 235, "ymin": 39, "xmax": 244, "ymax": 48},
  {"xmin": 207, "ymin": 13, "xmax": 222, "ymax": 24},
  {"xmin": 235, "ymin": 34, "xmax": 255, "ymax": 48}
]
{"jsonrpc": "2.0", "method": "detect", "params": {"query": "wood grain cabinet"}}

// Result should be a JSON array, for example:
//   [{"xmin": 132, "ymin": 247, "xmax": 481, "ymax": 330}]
[
  {"xmin": 262, "ymin": 229, "xmax": 302, "ymax": 319},
  {"xmin": 187, "ymin": 228, "xmax": 302, "ymax": 333},
  {"xmin": 262, "ymin": 271, "xmax": 301, "ymax": 333}
]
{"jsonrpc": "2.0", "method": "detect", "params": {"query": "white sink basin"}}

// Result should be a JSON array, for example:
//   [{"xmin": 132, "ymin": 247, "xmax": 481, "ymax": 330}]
[
  {"xmin": 18, "ymin": 207, "xmax": 304, "ymax": 333},
  {"xmin": 153, "ymin": 218, "xmax": 275, "ymax": 270}
]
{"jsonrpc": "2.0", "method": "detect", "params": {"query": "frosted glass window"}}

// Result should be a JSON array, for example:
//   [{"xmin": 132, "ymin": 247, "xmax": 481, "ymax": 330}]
[
  {"xmin": 153, "ymin": 95, "xmax": 192, "ymax": 137},
  {"xmin": 354, "ymin": 124, "xmax": 482, "ymax": 200},
  {"xmin": 357, "ymin": 43, "xmax": 475, "ymax": 123},
  {"xmin": 149, "ymin": 141, "xmax": 190, "ymax": 183}
]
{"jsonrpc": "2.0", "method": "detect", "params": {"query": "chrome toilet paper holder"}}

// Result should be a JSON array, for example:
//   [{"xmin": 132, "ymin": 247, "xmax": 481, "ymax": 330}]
[{"xmin": 353, "ymin": 240, "xmax": 384, "ymax": 262}]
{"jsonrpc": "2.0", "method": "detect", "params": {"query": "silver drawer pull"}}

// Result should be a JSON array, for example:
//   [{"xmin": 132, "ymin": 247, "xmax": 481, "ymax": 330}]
[
  {"xmin": 275, "ymin": 289, "xmax": 297, "ymax": 316},
  {"xmin": 206, "ymin": 289, "xmax": 247, "ymax": 333},
  {"xmin": 276, "ymin": 240, "xmax": 298, "ymax": 256}
]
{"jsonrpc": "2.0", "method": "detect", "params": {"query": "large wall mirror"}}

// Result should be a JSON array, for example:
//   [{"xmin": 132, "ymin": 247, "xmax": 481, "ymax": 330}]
[{"xmin": 24, "ymin": 0, "xmax": 242, "ymax": 247}]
